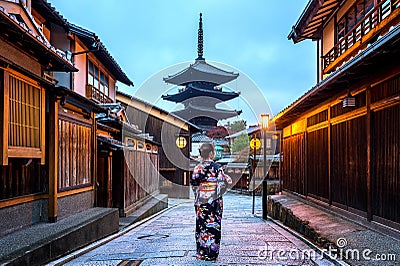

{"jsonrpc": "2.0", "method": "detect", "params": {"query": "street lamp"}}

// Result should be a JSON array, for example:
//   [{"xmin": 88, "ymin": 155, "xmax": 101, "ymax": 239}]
[
  {"xmin": 176, "ymin": 136, "xmax": 187, "ymax": 149},
  {"xmin": 260, "ymin": 113, "xmax": 269, "ymax": 220}
]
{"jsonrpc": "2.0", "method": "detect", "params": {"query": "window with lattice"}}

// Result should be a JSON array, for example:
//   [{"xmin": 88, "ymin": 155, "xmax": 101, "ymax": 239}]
[
  {"xmin": 8, "ymin": 75, "xmax": 41, "ymax": 148},
  {"xmin": 1, "ymin": 71, "xmax": 45, "ymax": 165}
]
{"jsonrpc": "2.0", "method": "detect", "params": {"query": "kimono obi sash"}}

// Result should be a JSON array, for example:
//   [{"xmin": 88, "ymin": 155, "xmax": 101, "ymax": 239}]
[{"xmin": 198, "ymin": 181, "xmax": 218, "ymax": 202}]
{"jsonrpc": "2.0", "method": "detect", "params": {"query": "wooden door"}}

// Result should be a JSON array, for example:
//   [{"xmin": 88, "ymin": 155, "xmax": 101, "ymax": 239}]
[{"xmin": 96, "ymin": 155, "xmax": 112, "ymax": 207}]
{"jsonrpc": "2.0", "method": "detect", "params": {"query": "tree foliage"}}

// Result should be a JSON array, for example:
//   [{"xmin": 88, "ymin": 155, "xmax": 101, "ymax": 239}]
[
  {"xmin": 231, "ymin": 133, "xmax": 249, "ymax": 154},
  {"xmin": 228, "ymin": 120, "xmax": 247, "ymax": 133}
]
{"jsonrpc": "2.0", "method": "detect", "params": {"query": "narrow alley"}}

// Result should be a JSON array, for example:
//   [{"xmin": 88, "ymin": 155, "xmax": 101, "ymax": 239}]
[{"xmin": 50, "ymin": 194, "xmax": 336, "ymax": 265}]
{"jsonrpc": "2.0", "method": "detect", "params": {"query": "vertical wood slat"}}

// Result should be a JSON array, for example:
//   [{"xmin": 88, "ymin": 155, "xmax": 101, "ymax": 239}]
[
  {"xmin": 58, "ymin": 118, "xmax": 92, "ymax": 190},
  {"xmin": 7, "ymin": 75, "xmax": 41, "ymax": 150},
  {"xmin": 58, "ymin": 120, "xmax": 62, "ymax": 189},
  {"xmin": 308, "ymin": 128, "xmax": 329, "ymax": 200},
  {"xmin": 9, "ymin": 76, "xmax": 13, "ymax": 147},
  {"xmin": 366, "ymin": 86, "xmax": 372, "ymax": 221},
  {"xmin": 26, "ymin": 81, "xmax": 30, "ymax": 150},
  {"xmin": 25, "ymin": 82, "xmax": 29, "ymax": 147},
  {"xmin": 17, "ymin": 79, "xmax": 21, "ymax": 146},
  {"xmin": 72, "ymin": 123, "xmax": 77, "ymax": 186},
  {"xmin": 328, "ymin": 107, "xmax": 332, "ymax": 205},
  {"xmin": 22, "ymin": 81, "xmax": 26, "ymax": 147},
  {"xmin": 65, "ymin": 121, "xmax": 70, "ymax": 187},
  {"xmin": 372, "ymin": 104, "xmax": 400, "ymax": 223}
]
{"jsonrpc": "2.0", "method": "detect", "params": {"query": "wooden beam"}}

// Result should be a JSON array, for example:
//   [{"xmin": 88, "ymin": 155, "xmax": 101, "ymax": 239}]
[
  {"xmin": 58, "ymin": 185, "xmax": 94, "ymax": 198},
  {"xmin": 0, "ymin": 193, "xmax": 48, "ymax": 208},
  {"xmin": 48, "ymin": 96, "xmax": 59, "ymax": 223}
]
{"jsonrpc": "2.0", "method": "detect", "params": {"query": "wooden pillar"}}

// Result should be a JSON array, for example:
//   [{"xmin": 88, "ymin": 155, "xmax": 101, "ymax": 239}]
[
  {"xmin": 279, "ymin": 132, "xmax": 283, "ymax": 192},
  {"xmin": 48, "ymin": 96, "xmax": 59, "ymax": 223},
  {"xmin": 304, "ymin": 132, "xmax": 308, "ymax": 196},
  {"xmin": 1, "ymin": 71, "xmax": 9, "ymax": 165},
  {"xmin": 107, "ymin": 154, "xmax": 112, "ymax": 208},
  {"xmin": 92, "ymin": 112, "xmax": 97, "ymax": 207},
  {"xmin": 328, "ymin": 106, "xmax": 332, "ymax": 205},
  {"xmin": 366, "ymin": 86, "xmax": 372, "ymax": 221}
]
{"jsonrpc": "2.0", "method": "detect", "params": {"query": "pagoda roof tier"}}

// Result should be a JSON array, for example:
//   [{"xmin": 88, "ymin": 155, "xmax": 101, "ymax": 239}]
[
  {"xmin": 172, "ymin": 102, "xmax": 242, "ymax": 121},
  {"xmin": 163, "ymin": 59, "xmax": 239, "ymax": 86},
  {"xmin": 162, "ymin": 83, "xmax": 240, "ymax": 103}
]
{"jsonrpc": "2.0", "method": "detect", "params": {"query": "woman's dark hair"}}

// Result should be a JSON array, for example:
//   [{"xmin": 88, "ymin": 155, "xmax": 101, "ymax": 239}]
[{"xmin": 199, "ymin": 143, "xmax": 214, "ymax": 160}]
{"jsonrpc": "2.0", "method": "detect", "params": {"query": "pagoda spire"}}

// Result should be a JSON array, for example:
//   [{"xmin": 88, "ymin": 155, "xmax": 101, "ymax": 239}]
[{"xmin": 197, "ymin": 13, "xmax": 204, "ymax": 60}]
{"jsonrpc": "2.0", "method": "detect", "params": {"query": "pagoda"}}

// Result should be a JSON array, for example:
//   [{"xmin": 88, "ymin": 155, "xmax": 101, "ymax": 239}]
[{"xmin": 162, "ymin": 13, "xmax": 241, "ymax": 129}]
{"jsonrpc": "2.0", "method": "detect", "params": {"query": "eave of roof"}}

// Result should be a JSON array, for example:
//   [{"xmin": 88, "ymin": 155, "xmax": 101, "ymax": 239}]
[
  {"xmin": 288, "ymin": 0, "xmax": 342, "ymax": 43},
  {"xmin": 33, "ymin": 1, "xmax": 132, "ymax": 84},
  {"xmin": 163, "ymin": 59, "xmax": 239, "ymax": 86},
  {"xmin": 172, "ymin": 102, "xmax": 242, "ymax": 120},
  {"xmin": 32, "ymin": 0, "xmax": 68, "ymax": 28},
  {"xmin": 162, "ymin": 83, "xmax": 240, "ymax": 103},
  {"xmin": 0, "ymin": 6, "xmax": 77, "ymax": 72},
  {"xmin": 68, "ymin": 23, "xmax": 133, "ymax": 86},
  {"xmin": 276, "ymin": 25, "xmax": 400, "ymax": 128}
]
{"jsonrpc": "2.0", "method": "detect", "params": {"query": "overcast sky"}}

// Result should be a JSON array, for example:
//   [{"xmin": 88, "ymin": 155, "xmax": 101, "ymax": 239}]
[{"xmin": 50, "ymin": 0, "xmax": 316, "ymax": 123}]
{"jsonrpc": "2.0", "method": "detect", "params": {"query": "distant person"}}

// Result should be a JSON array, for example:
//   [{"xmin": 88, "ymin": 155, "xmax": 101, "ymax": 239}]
[{"xmin": 190, "ymin": 143, "xmax": 232, "ymax": 261}]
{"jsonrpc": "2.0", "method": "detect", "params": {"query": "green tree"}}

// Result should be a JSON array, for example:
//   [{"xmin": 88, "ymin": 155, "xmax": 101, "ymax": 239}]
[
  {"xmin": 229, "ymin": 120, "xmax": 247, "ymax": 133},
  {"xmin": 231, "ymin": 133, "xmax": 249, "ymax": 154}
]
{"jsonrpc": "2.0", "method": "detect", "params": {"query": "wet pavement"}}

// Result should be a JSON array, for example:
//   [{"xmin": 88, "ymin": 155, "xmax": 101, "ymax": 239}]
[{"xmin": 51, "ymin": 193, "xmax": 336, "ymax": 265}]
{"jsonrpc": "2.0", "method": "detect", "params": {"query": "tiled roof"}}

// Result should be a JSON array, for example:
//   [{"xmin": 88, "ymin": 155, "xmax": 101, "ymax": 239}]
[
  {"xmin": 163, "ymin": 59, "xmax": 239, "ymax": 86},
  {"xmin": 0, "ymin": 5, "xmax": 76, "ymax": 72},
  {"xmin": 191, "ymin": 132, "xmax": 212, "ymax": 143},
  {"xmin": 172, "ymin": 102, "xmax": 241, "ymax": 121},
  {"xmin": 162, "ymin": 83, "xmax": 240, "ymax": 103},
  {"xmin": 67, "ymin": 23, "xmax": 133, "ymax": 86},
  {"xmin": 116, "ymin": 91, "xmax": 201, "ymax": 132},
  {"xmin": 33, "ymin": 1, "xmax": 133, "ymax": 86}
]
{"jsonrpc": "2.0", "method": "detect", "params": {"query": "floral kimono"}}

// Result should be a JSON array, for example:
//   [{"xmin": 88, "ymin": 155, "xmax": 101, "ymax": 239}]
[{"xmin": 191, "ymin": 160, "xmax": 232, "ymax": 260}]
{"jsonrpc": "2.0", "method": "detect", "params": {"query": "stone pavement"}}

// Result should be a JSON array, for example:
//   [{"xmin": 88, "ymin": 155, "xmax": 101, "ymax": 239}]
[
  {"xmin": 52, "ymin": 193, "xmax": 337, "ymax": 266},
  {"xmin": 268, "ymin": 194, "xmax": 400, "ymax": 266}
]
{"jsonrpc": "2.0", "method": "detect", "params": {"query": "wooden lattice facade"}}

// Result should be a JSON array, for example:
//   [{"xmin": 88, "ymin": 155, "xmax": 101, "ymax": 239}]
[
  {"xmin": 281, "ymin": 75, "xmax": 400, "ymax": 228},
  {"xmin": 281, "ymin": 0, "xmax": 400, "ymax": 230}
]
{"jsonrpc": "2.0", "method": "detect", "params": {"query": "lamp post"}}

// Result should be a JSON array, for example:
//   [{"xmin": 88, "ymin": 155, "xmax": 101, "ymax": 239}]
[
  {"xmin": 252, "ymin": 133, "xmax": 256, "ymax": 215},
  {"xmin": 261, "ymin": 114, "xmax": 269, "ymax": 220}
]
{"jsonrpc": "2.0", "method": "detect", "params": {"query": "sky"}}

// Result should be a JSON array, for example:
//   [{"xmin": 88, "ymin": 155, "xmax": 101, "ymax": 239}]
[{"xmin": 50, "ymin": 0, "xmax": 317, "ymax": 125}]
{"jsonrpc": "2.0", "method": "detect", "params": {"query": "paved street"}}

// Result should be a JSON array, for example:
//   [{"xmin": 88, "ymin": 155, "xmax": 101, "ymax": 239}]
[{"xmin": 55, "ymin": 193, "xmax": 335, "ymax": 265}]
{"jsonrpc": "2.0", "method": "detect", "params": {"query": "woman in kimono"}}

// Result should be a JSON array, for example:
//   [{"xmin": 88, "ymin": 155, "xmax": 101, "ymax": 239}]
[{"xmin": 191, "ymin": 143, "xmax": 232, "ymax": 261}]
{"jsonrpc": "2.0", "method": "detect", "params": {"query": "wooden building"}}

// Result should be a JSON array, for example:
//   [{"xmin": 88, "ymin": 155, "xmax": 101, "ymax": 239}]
[
  {"xmin": 0, "ymin": 0, "xmax": 159, "ymax": 236},
  {"xmin": 117, "ymin": 91, "xmax": 200, "ymax": 198},
  {"xmin": 0, "ymin": 0, "xmax": 87, "ymax": 234},
  {"xmin": 96, "ymin": 103, "xmax": 160, "ymax": 216},
  {"xmin": 277, "ymin": 0, "xmax": 400, "ymax": 230}
]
